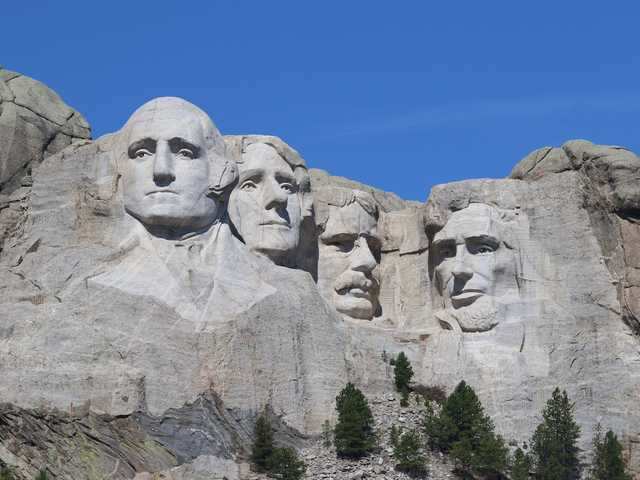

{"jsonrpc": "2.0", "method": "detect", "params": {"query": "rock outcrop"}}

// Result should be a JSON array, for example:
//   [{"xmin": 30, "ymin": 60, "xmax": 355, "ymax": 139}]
[{"xmin": 1, "ymin": 72, "xmax": 639, "ymax": 479}]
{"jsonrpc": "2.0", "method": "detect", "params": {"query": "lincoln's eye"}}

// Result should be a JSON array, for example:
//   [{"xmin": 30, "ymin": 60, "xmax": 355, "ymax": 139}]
[
  {"xmin": 178, "ymin": 148, "xmax": 195, "ymax": 159},
  {"xmin": 470, "ymin": 243, "xmax": 497, "ymax": 255},
  {"xmin": 240, "ymin": 181, "xmax": 257, "ymax": 192},
  {"xmin": 329, "ymin": 239, "xmax": 355, "ymax": 253},
  {"xmin": 438, "ymin": 245, "xmax": 455, "ymax": 258}
]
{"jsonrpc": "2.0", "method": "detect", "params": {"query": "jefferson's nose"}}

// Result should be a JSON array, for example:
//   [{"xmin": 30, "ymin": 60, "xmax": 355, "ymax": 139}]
[
  {"xmin": 351, "ymin": 239, "xmax": 377, "ymax": 273},
  {"xmin": 153, "ymin": 142, "xmax": 176, "ymax": 185},
  {"xmin": 262, "ymin": 179, "xmax": 288, "ymax": 209}
]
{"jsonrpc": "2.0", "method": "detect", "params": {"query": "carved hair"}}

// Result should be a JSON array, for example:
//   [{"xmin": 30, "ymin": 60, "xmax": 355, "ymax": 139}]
[
  {"xmin": 314, "ymin": 187, "xmax": 379, "ymax": 232},
  {"xmin": 226, "ymin": 135, "xmax": 313, "ymax": 217},
  {"xmin": 116, "ymin": 97, "xmax": 238, "ymax": 197}
]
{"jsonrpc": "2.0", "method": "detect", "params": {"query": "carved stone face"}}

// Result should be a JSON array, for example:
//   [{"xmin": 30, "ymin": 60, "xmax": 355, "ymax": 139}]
[
  {"xmin": 432, "ymin": 203, "xmax": 519, "ymax": 327},
  {"xmin": 317, "ymin": 201, "xmax": 381, "ymax": 320},
  {"xmin": 120, "ymin": 100, "xmax": 222, "ymax": 235},
  {"xmin": 228, "ymin": 143, "xmax": 302, "ymax": 263}
]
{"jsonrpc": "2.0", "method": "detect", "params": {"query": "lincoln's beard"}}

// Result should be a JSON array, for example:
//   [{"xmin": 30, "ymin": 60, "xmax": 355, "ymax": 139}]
[{"xmin": 449, "ymin": 295, "xmax": 499, "ymax": 332}]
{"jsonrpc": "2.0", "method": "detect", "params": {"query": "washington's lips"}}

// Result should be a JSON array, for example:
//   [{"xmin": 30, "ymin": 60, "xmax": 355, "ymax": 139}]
[
  {"xmin": 146, "ymin": 189, "xmax": 178, "ymax": 196},
  {"xmin": 259, "ymin": 219, "xmax": 290, "ymax": 228}
]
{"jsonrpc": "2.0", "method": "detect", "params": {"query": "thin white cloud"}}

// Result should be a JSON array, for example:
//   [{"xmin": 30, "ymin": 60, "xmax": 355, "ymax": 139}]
[{"xmin": 319, "ymin": 91, "xmax": 640, "ymax": 140}]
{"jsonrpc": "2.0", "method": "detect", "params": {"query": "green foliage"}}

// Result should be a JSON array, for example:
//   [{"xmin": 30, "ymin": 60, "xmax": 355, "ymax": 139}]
[
  {"xmin": 531, "ymin": 388, "xmax": 581, "ymax": 480},
  {"xmin": 413, "ymin": 384, "xmax": 447, "ymax": 405},
  {"xmin": 252, "ymin": 409, "xmax": 275, "ymax": 473},
  {"xmin": 589, "ymin": 424, "xmax": 631, "ymax": 480},
  {"xmin": 389, "ymin": 425, "xmax": 401, "ymax": 448},
  {"xmin": 423, "ymin": 380, "xmax": 508, "ymax": 478},
  {"xmin": 392, "ymin": 428, "xmax": 428, "ymax": 476},
  {"xmin": 511, "ymin": 447, "xmax": 532, "ymax": 480},
  {"xmin": 267, "ymin": 447, "xmax": 306, "ymax": 480},
  {"xmin": 322, "ymin": 419, "xmax": 333, "ymax": 448},
  {"xmin": 0, "ymin": 465, "xmax": 14, "ymax": 480},
  {"xmin": 251, "ymin": 409, "xmax": 306, "ymax": 479},
  {"xmin": 333, "ymin": 383, "xmax": 376, "ymax": 458},
  {"xmin": 34, "ymin": 471, "xmax": 48, "ymax": 480},
  {"xmin": 394, "ymin": 352, "xmax": 414, "ymax": 393},
  {"xmin": 400, "ymin": 387, "xmax": 410, "ymax": 407}
]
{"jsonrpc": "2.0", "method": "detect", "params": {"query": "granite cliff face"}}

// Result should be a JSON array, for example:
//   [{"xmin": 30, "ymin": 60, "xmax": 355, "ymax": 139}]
[{"xmin": 1, "ymin": 72, "xmax": 639, "ymax": 479}]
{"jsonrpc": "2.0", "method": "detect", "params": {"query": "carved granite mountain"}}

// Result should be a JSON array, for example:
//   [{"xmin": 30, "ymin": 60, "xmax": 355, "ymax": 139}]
[{"xmin": 1, "ymin": 72, "xmax": 640, "ymax": 479}]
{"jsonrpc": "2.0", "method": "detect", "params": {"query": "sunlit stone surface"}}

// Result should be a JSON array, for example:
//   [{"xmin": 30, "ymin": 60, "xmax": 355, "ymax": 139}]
[{"xmin": 1, "ymin": 72, "xmax": 640, "ymax": 478}]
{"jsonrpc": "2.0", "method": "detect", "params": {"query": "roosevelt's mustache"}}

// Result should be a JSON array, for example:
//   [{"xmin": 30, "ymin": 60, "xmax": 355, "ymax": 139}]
[{"xmin": 334, "ymin": 271, "xmax": 378, "ymax": 294}]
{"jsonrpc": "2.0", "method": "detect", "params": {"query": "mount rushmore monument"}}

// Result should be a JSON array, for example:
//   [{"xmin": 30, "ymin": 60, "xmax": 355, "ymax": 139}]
[{"xmin": 1, "ymin": 68, "xmax": 640, "ymax": 478}]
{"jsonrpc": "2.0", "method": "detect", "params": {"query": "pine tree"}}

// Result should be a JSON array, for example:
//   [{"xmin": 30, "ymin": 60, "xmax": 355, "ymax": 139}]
[
  {"xmin": 322, "ymin": 419, "xmax": 333, "ymax": 448},
  {"xmin": 333, "ymin": 383, "xmax": 376, "ymax": 458},
  {"xmin": 424, "ymin": 381, "xmax": 508, "ymax": 478},
  {"xmin": 389, "ymin": 425, "xmax": 401, "ymax": 448},
  {"xmin": 531, "ymin": 388, "xmax": 581, "ymax": 480},
  {"xmin": 34, "ymin": 471, "xmax": 48, "ymax": 480},
  {"xmin": 393, "ymin": 428, "xmax": 428, "ymax": 476},
  {"xmin": 394, "ymin": 352, "xmax": 414, "ymax": 393},
  {"xmin": 511, "ymin": 447, "xmax": 532, "ymax": 480},
  {"xmin": 252, "ymin": 409, "xmax": 275, "ymax": 473},
  {"xmin": 590, "ymin": 424, "xmax": 631, "ymax": 480},
  {"xmin": 268, "ymin": 447, "xmax": 306, "ymax": 480},
  {"xmin": 0, "ymin": 465, "xmax": 14, "ymax": 480}
]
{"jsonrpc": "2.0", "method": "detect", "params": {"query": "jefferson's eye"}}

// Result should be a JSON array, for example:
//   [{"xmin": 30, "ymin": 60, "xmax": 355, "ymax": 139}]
[
  {"xmin": 280, "ymin": 183, "xmax": 295, "ymax": 193},
  {"xmin": 178, "ymin": 148, "xmax": 195, "ymax": 159},
  {"xmin": 135, "ymin": 149, "xmax": 152, "ymax": 159},
  {"xmin": 240, "ymin": 181, "xmax": 257, "ymax": 192}
]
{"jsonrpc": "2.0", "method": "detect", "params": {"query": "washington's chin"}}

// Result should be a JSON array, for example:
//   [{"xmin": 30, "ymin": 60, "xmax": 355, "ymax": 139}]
[
  {"xmin": 126, "ymin": 204, "xmax": 219, "ymax": 231},
  {"xmin": 334, "ymin": 292, "xmax": 374, "ymax": 320}
]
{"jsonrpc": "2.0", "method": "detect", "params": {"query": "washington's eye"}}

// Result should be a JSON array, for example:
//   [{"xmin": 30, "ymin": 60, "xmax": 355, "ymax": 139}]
[
  {"xmin": 477, "ymin": 245, "xmax": 495, "ymax": 254},
  {"xmin": 240, "ymin": 181, "xmax": 257, "ymax": 192},
  {"xmin": 135, "ymin": 149, "xmax": 152, "ymax": 159},
  {"xmin": 178, "ymin": 148, "xmax": 195, "ymax": 159},
  {"xmin": 280, "ymin": 183, "xmax": 295, "ymax": 193}
]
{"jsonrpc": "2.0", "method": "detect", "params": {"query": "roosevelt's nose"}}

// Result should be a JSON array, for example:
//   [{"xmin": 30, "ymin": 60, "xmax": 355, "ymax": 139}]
[
  {"xmin": 351, "ymin": 238, "xmax": 377, "ymax": 273},
  {"xmin": 153, "ymin": 141, "xmax": 176, "ymax": 186},
  {"xmin": 262, "ymin": 179, "xmax": 288, "ymax": 210}
]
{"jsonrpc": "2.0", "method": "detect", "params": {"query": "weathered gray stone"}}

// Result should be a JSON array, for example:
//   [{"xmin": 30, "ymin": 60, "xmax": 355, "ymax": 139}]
[
  {"xmin": 0, "ymin": 68, "xmax": 90, "ymax": 191},
  {"xmin": 2, "ymin": 76, "xmax": 640, "ymax": 479}
]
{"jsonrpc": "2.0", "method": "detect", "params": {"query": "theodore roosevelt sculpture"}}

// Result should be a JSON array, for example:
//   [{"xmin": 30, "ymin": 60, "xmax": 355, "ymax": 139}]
[
  {"xmin": 314, "ymin": 187, "xmax": 381, "ymax": 320},
  {"xmin": 226, "ymin": 136, "xmax": 312, "ymax": 266},
  {"xmin": 431, "ymin": 202, "xmax": 520, "ymax": 332},
  {"xmin": 118, "ymin": 97, "xmax": 236, "ymax": 238}
]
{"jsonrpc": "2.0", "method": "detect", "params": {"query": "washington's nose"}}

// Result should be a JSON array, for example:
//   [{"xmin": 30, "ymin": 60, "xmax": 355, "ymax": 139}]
[
  {"xmin": 263, "ymin": 179, "xmax": 288, "ymax": 209},
  {"xmin": 351, "ymin": 239, "xmax": 377, "ymax": 273},
  {"xmin": 153, "ymin": 142, "xmax": 176, "ymax": 186}
]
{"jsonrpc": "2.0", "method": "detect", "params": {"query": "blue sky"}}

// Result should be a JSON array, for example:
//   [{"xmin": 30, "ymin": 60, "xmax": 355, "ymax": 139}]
[{"xmin": 3, "ymin": 1, "xmax": 639, "ymax": 201}]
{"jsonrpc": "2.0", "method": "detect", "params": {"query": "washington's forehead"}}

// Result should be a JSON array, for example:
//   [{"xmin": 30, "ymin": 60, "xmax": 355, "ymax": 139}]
[
  {"xmin": 323, "ymin": 202, "xmax": 378, "ymax": 237},
  {"xmin": 126, "ymin": 115, "xmax": 204, "ymax": 144},
  {"xmin": 240, "ymin": 143, "xmax": 291, "ymax": 172}
]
